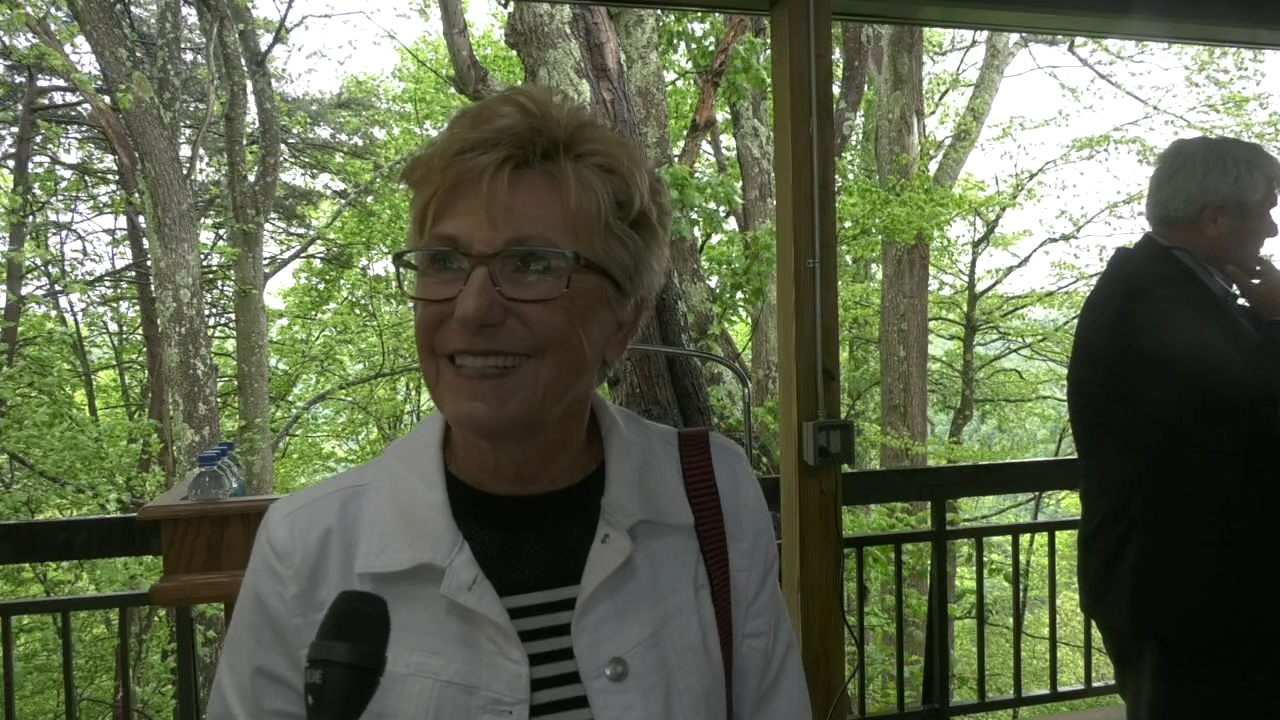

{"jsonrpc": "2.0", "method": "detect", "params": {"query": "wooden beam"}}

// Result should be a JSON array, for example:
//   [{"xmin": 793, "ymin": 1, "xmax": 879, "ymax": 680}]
[
  {"xmin": 552, "ymin": 0, "xmax": 1280, "ymax": 49},
  {"xmin": 770, "ymin": 0, "xmax": 845, "ymax": 715},
  {"xmin": 833, "ymin": 0, "xmax": 1280, "ymax": 48},
  {"xmin": 756, "ymin": 456, "xmax": 1081, "ymax": 509}
]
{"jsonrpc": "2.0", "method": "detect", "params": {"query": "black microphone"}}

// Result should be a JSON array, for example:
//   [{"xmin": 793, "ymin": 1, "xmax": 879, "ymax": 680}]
[{"xmin": 304, "ymin": 590, "xmax": 391, "ymax": 720}]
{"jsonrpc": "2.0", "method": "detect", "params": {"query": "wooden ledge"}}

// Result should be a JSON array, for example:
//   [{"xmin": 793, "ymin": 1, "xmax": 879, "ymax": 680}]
[
  {"xmin": 150, "ymin": 570, "xmax": 245, "ymax": 607},
  {"xmin": 137, "ymin": 476, "xmax": 279, "ymax": 522}
]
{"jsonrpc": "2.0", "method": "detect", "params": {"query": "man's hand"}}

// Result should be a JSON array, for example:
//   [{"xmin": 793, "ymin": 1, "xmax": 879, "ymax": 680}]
[{"xmin": 1226, "ymin": 257, "xmax": 1280, "ymax": 319}]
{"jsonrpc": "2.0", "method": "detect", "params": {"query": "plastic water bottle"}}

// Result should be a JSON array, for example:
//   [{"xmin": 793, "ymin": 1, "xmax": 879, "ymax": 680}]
[
  {"xmin": 216, "ymin": 442, "xmax": 247, "ymax": 497},
  {"xmin": 213, "ymin": 447, "xmax": 238, "ymax": 496},
  {"xmin": 188, "ymin": 451, "xmax": 234, "ymax": 501}
]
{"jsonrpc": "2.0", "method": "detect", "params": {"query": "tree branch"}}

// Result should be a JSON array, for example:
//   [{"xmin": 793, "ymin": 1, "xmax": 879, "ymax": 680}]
[
  {"xmin": 834, "ymin": 23, "xmax": 869, "ymax": 158},
  {"xmin": 265, "ymin": 150, "xmax": 417, "ymax": 281},
  {"xmin": 933, "ymin": 32, "xmax": 1016, "ymax": 189},
  {"xmin": 273, "ymin": 365, "xmax": 420, "ymax": 450},
  {"xmin": 674, "ymin": 15, "xmax": 748, "ymax": 168},
  {"xmin": 437, "ymin": 0, "xmax": 504, "ymax": 100},
  {"xmin": 1066, "ymin": 38, "xmax": 1203, "ymax": 130}
]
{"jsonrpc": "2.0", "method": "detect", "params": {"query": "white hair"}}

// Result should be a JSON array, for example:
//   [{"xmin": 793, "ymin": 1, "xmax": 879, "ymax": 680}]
[{"xmin": 1145, "ymin": 136, "xmax": 1280, "ymax": 232}]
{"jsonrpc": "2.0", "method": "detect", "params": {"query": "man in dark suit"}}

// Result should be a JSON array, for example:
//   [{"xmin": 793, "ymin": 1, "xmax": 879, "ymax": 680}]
[{"xmin": 1067, "ymin": 135, "xmax": 1280, "ymax": 718}]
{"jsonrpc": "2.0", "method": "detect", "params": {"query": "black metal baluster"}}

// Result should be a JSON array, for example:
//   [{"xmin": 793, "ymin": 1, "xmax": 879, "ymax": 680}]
[
  {"xmin": 118, "ymin": 606, "xmax": 134, "ymax": 720},
  {"xmin": 175, "ymin": 608, "xmax": 199, "ymax": 720},
  {"xmin": 1084, "ymin": 616, "xmax": 1094, "ymax": 688},
  {"xmin": 1048, "ymin": 531, "xmax": 1059, "ymax": 693},
  {"xmin": 1011, "ymin": 533, "xmax": 1022, "ymax": 698},
  {"xmin": 2, "ymin": 615, "xmax": 15, "ymax": 720},
  {"xmin": 60, "ymin": 610, "xmax": 77, "ymax": 720},
  {"xmin": 855, "ymin": 546, "xmax": 867, "ymax": 718},
  {"xmin": 975, "ymin": 536, "xmax": 986, "ymax": 702},
  {"xmin": 894, "ymin": 543, "xmax": 906, "ymax": 712}
]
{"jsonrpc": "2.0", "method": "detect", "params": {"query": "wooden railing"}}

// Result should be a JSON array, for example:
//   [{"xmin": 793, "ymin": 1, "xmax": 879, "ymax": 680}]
[{"xmin": 0, "ymin": 457, "xmax": 1115, "ymax": 719}]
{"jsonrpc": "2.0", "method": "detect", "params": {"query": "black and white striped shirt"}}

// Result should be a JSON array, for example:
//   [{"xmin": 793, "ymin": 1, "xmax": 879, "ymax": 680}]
[
  {"xmin": 507, "ymin": 585, "xmax": 591, "ymax": 719},
  {"xmin": 446, "ymin": 465, "xmax": 605, "ymax": 720}
]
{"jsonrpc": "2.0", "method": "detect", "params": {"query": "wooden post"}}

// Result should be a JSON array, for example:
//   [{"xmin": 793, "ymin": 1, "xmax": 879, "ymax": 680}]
[{"xmin": 770, "ymin": 0, "xmax": 846, "ymax": 717}]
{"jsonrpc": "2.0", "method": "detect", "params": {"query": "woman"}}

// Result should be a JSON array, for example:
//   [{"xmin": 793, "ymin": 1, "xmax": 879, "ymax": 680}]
[{"xmin": 206, "ymin": 85, "xmax": 809, "ymax": 720}]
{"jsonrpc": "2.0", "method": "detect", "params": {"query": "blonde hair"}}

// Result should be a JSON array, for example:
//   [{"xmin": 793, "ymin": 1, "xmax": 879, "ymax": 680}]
[{"xmin": 400, "ymin": 85, "xmax": 671, "ymax": 308}]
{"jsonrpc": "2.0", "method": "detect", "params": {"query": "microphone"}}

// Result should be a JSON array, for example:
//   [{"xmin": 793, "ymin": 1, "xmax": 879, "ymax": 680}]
[{"xmin": 304, "ymin": 590, "xmax": 391, "ymax": 720}]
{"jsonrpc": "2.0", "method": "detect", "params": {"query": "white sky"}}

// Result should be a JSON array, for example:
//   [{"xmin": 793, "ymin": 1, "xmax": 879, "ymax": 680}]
[{"xmin": 268, "ymin": 0, "xmax": 1280, "ymax": 302}]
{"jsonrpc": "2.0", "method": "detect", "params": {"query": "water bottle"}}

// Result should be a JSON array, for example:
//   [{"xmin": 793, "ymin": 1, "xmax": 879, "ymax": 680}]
[
  {"xmin": 214, "ymin": 443, "xmax": 245, "ymax": 497},
  {"xmin": 187, "ymin": 451, "xmax": 234, "ymax": 501},
  {"xmin": 213, "ymin": 446, "xmax": 236, "ymax": 495},
  {"xmin": 213, "ymin": 440, "xmax": 243, "ymax": 489}
]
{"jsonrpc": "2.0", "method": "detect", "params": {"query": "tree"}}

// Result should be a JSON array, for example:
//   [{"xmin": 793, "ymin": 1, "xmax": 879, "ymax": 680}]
[
  {"xmin": 198, "ymin": 0, "xmax": 282, "ymax": 493},
  {"xmin": 436, "ymin": 0, "xmax": 754, "ymax": 428},
  {"xmin": 871, "ymin": 28, "xmax": 1017, "ymax": 470},
  {"xmin": 48, "ymin": 0, "xmax": 222, "ymax": 478}
]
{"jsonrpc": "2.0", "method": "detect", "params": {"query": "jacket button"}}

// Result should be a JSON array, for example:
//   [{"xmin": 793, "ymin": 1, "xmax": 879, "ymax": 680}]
[{"xmin": 603, "ymin": 657, "xmax": 629, "ymax": 682}]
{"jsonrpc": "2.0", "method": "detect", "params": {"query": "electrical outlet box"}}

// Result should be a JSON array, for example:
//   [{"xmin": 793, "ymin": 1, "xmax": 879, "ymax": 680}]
[{"xmin": 801, "ymin": 419, "xmax": 855, "ymax": 467}]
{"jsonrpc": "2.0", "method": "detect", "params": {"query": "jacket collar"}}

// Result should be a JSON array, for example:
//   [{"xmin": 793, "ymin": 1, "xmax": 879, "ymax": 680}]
[
  {"xmin": 353, "ymin": 395, "xmax": 695, "ymax": 574},
  {"xmin": 1143, "ymin": 232, "xmax": 1238, "ymax": 300}
]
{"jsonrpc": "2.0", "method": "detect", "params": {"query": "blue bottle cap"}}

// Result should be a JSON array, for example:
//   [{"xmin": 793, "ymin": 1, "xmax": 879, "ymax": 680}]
[{"xmin": 197, "ymin": 451, "xmax": 220, "ymax": 466}]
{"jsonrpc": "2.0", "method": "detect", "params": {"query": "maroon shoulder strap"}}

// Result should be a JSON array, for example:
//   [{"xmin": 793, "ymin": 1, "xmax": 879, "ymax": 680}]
[{"xmin": 677, "ymin": 427, "xmax": 734, "ymax": 719}]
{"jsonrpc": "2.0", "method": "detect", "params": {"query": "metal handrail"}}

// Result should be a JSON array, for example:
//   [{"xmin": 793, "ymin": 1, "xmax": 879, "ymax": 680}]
[{"xmin": 626, "ymin": 343, "xmax": 754, "ymax": 459}]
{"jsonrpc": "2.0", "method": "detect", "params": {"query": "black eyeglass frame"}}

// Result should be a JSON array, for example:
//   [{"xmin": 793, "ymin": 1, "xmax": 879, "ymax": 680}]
[{"xmin": 391, "ymin": 246, "xmax": 624, "ymax": 302}]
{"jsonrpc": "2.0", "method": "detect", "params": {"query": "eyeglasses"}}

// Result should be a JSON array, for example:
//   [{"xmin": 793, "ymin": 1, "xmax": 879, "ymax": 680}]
[{"xmin": 391, "ymin": 246, "xmax": 623, "ymax": 302}]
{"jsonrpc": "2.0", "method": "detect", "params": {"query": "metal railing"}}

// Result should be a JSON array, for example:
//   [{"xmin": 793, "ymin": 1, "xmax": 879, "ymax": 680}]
[
  {"xmin": 0, "ymin": 515, "xmax": 201, "ymax": 720},
  {"xmin": 761, "ymin": 457, "xmax": 1118, "ymax": 718},
  {"xmin": 1, "ymin": 457, "xmax": 1112, "ymax": 719}
]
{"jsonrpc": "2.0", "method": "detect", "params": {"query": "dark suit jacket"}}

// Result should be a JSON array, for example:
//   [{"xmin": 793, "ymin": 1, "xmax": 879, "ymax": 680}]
[{"xmin": 1067, "ymin": 234, "xmax": 1280, "ymax": 646}]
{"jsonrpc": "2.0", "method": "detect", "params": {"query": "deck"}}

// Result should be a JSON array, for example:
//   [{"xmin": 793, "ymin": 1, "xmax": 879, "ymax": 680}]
[
  {"xmin": 1047, "ymin": 709, "xmax": 1124, "ymax": 720},
  {"xmin": 0, "ymin": 457, "xmax": 1132, "ymax": 719}
]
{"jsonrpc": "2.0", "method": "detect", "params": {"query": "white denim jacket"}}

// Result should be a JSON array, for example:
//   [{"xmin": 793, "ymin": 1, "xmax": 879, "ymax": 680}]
[{"xmin": 206, "ymin": 395, "xmax": 810, "ymax": 719}]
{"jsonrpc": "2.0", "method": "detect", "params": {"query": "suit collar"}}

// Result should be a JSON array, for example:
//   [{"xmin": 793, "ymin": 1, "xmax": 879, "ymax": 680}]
[
  {"xmin": 1128, "ymin": 233, "xmax": 1262, "ymax": 335},
  {"xmin": 353, "ymin": 395, "xmax": 694, "ymax": 574},
  {"xmin": 1143, "ymin": 233, "xmax": 1238, "ymax": 299}
]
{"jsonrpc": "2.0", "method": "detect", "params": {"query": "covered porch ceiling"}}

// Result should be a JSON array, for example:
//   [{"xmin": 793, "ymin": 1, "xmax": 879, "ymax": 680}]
[
  {"xmin": 834, "ymin": 0, "xmax": 1280, "ymax": 49},
  {"xmin": 591, "ymin": 0, "xmax": 1280, "ymax": 49}
]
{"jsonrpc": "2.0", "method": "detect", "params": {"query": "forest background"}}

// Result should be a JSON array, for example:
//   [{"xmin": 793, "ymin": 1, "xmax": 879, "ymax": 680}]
[{"xmin": 2, "ymin": 0, "xmax": 1275, "ymax": 716}]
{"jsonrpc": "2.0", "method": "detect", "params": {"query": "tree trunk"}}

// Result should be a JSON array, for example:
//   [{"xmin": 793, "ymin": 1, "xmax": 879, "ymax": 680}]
[
  {"xmin": 946, "ymin": 261, "xmax": 980, "ymax": 447},
  {"xmin": 608, "ymin": 9, "xmax": 748, "ymax": 428},
  {"xmin": 69, "ymin": 0, "xmax": 221, "ymax": 473},
  {"xmin": 2, "ymin": 66, "xmax": 37, "ymax": 372},
  {"xmin": 874, "ymin": 25, "xmax": 928, "ymax": 470},
  {"xmin": 835, "ymin": 23, "xmax": 870, "ymax": 159},
  {"xmin": 209, "ymin": 0, "xmax": 283, "ymax": 494},
  {"xmin": 569, "ymin": 5, "xmax": 709, "ymax": 427},
  {"xmin": 117, "ymin": 157, "xmax": 173, "ymax": 482},
  {"xmin": 727, "ymin": 16, "xmax": 778, "ymax": 465},
  {"xmin": 505, "ymin": 3, "xmax": 589, "ymax": 100},
  {"xmin": 937, "ymin": 32, "xmax": 1017, "ymax": 450},
  {"xmin": 870, "ymin": 25, "xmax": 934, "ymax": 696},
  {"xmin": 872, "ymin": 28, "xmax": 1016, "ymax": 463},
  {"xmin": 933, "ymin": 35, "xmax": 1016, "ymax": 679}
]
